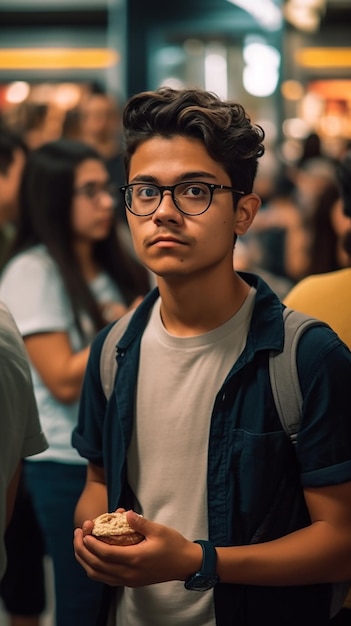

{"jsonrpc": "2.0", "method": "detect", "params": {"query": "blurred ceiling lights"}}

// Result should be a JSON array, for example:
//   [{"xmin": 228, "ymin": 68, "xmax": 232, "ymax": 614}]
[
  {"xmin": 243, "ymin": 39, "xmax": 281, "ymax": 96},
  {"xmin": 227, "ymin": 0, "xmax": 329, "ymax": 33},
  {"xmin": 225, "ymin": 0, "xmax": 282, "ymax": 31},
  {"xmin": 283, "ymin": 0, "xmax": 327, "ymax": 32}
]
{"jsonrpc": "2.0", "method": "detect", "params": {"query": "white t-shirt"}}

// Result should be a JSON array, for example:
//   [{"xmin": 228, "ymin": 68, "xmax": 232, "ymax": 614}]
[
  {"xmin": 115, "ymin": 288, "xmax": 256, "ymax": 626},
  {"xmin": 0, "ymin": 244, "xmax": 124, "ymax": 464},
  {"xmin": 0, "ymin": 301, "xmax": 48, "ymax": 579}
]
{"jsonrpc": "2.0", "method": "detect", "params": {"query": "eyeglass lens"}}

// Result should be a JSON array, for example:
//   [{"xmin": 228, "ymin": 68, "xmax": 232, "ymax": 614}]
[
  {"xmin": 76, "ymin": 182, "xmax": 117, "ymax": 200},
  {"xmin": 125, "ymin": 182, "xmax": 213, "ymax": 215}
]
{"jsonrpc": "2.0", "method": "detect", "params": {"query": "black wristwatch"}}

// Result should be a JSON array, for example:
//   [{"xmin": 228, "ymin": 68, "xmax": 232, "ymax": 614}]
[{"xmin": 184, "ymin": 540, "xmax": 220, "ymax": 591}]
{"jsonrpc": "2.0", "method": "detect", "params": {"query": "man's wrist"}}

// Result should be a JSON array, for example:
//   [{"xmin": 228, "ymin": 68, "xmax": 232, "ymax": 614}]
[{"xmin": 184, "ymin": 540, "xmax": 220, "ymax": 591}]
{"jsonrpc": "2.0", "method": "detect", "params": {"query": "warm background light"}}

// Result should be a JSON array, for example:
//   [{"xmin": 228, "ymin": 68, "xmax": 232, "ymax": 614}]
[
  {"xmin": 295, "ymin": 47, "xmax": 351, "ymax": 69},
  {"xmin": 0, "ymin": 48, "xmax": 119, "ymax": 70},
  {"xmin": 281, "ymin": 80, "xmax": 304, "ymax": 101},
  {"xmin": 5, "ymin": 81, "xmax": 30, "ymax": 103}
]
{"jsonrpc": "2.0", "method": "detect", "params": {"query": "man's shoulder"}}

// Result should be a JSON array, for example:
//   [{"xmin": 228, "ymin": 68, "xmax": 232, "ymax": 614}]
[{"xmin": 295, "ymin": 319, "xmax": 351, "ymax": 397}]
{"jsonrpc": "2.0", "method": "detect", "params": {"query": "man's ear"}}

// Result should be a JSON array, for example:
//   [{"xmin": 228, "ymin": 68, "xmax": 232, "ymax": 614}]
[{"xmin": 234, "ymin": 193, "xmax": 261, "ymax": 236}]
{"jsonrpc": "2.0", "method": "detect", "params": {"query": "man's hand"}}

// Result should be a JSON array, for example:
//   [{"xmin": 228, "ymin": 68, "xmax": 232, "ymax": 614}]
[{"xmin": 74, "ymin": 510, "xmax": 202, "ymax": 587}]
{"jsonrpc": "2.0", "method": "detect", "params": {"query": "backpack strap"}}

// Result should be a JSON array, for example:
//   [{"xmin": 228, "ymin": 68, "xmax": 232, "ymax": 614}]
[
  {"xmin": 269, "ymin": 307, "xmax": 322, "ymax": 444},
  {"xmin": 99, "ymin": 287, "xmax": 160, "ymax": 400},
  {"xmin": 100, "ymin": 309, "xmax": 135, "ymax": 400},
  {"xmin": 269, "ymin": 309, "xmax": 351, "ymax": 616}
]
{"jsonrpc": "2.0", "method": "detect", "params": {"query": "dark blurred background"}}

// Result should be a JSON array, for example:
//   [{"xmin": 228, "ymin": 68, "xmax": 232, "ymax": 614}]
[
  {"xmin": 0, "ymin": 0, "xmax": 350, "ymax": 165},
  {"xmin": 0, "ymin": 0, "xmax": 350, "ymax": 293}
]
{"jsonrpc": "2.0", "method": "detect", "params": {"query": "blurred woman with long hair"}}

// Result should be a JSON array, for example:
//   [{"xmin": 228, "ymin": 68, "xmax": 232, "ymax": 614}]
[{"xmin": 0, "ymin": 138, "xmax": 150, "ymax": 626}]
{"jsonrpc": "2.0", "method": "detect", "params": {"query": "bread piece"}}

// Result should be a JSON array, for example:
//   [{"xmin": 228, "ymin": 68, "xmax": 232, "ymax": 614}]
[{"xmin": 92, "ymin": 511, "xmax": 144, "ymax": 546}]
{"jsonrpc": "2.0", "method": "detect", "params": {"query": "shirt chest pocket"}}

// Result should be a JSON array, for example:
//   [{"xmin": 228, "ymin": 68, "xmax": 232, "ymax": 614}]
[{"xmin": 227, "ymin": 427, "xmax": 304, "ymax": 544}]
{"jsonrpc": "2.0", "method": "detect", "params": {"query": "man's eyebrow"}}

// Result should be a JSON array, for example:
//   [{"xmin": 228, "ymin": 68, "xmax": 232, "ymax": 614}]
[
  {"xmin": 129, "ymin": 175, "xmax": 157, "ymax": 183},
  {"xmin": 129, "ymin": 172, "xmax": 218, "ymax": 184}
]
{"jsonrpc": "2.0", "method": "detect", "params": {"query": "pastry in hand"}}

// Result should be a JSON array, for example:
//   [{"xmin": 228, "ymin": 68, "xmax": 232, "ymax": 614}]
[{"xmin": 92, "ymin": 511, "xmax": 144, "ymax": 546}]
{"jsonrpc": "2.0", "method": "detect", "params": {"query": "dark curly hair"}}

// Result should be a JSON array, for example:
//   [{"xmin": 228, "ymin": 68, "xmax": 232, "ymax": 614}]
[{"xmin": 122, "ymin": 87, "xmax": 265, "ymax": 195}]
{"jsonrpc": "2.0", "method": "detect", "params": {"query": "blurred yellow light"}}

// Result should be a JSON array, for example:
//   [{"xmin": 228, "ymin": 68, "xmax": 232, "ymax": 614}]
[
  {"xmin": 0, "ymin": 48, "xmax": 119, "ymax": 70},
  {"xmin": 295, "ymin": 48, "xmax": 351, "ymax": 68},
  {"xmin": 281, "ymin": 79, "xmax": 304, "ymax": 100}
]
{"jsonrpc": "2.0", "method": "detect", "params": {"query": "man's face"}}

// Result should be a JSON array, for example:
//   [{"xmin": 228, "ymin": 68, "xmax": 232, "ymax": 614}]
[
  {"xmin": 125, "ymin": 135, "xmax": 256, "ymax": 281},
  {"xmin": 0, "ymin": 148, "xmax": 26, "ymax": 223}
]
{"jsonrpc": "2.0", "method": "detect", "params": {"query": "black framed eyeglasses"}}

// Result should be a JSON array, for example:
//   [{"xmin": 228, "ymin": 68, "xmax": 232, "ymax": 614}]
[
  {"xmin": 120, "ymin": 181, "xmax": 246, "ymax": 216},
  {"xmin": 74, "ymin": 182, "xmax": 117, "ymax": 202}
]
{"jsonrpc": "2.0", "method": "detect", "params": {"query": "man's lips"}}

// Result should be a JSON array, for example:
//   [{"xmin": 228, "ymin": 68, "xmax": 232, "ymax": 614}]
[{"xmin": 147, "ymin": 235, "xmax": 188, "ymax": 246}]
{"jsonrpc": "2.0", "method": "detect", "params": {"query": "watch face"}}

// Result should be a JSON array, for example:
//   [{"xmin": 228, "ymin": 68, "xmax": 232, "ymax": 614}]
[{"xmin": 184, "ymin": 573, "xmax": 220, "ymax": 591}]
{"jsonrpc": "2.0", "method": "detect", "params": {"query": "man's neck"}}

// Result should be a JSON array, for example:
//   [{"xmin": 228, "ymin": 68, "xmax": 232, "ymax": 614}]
[{"xmin": 157, "ymin": 271, "xmax": 250, "ymax": 337}]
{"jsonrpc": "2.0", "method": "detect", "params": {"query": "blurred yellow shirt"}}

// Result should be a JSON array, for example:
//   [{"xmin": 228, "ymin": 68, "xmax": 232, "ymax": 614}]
[{"xmin": 284, "ymin": 267, "xmax": 351, "ymax": 348}]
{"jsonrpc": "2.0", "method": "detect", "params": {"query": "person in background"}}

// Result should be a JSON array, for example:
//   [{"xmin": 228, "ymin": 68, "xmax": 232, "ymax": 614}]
[
  {"xmin": 73, "ymin": 87, "xmax": 351, "ymax": 626},
  {"xmin": 0, "ymin": 300, "xmax": 48, "ymax": 579},
  {"xmin": 302, "ymin": 174, "xmax": 349, "ymax": 277},
  {"xmin": 78, "ymin": 88, "xmax": 138, "ymax": 265},
  {"xmin": 0, "ymin": 123, "xmax": 47, "ymax": 626},
  {"xmin": 79, "ymin": 89, "xmax": 126, "ymax": 223},
  {"xmin": 284, "ymin": 151, "xmax": 351, "ymax": 344},
  {"xmin": 291, "ymin": 155, "xmax": 337, "ymax": 221},
  {"xmin": 239, "ymin": 149, "xmax": 308, "ymax": 290},
  {"xmin": 284, "ymin": 151, "xmax": 351, "ymax": 626},
  {"xmin": 296, "ymin": 132, "xmax": 323, "ymax": 169},
  {"xmin": 0, "ymin": 138, "xmax": 150, "ymax": 626},
  {"xmin": 0, "ymin": 123, "xmax": 27, "ymax": 269}
]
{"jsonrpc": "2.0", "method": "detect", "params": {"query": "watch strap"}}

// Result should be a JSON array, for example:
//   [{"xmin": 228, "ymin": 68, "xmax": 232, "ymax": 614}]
[{"xmin": 193, "ymin": 539, "xmax": 217, "ymax": 576}]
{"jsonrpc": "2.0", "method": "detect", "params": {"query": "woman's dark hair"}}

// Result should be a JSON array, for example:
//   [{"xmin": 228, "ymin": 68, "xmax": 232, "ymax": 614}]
[
  {"xmin": 336, "ymin": 150, "xmax": 351, "ymax": 218},
  {"xmin": 297, "ymin": 132, "xmax": 322, "ymax": 168},
  {"xmin": 0, "ymin": 122, "xmax": 28, "ymax": 174},
  {"xmin": 342, "ymin": 229, "xmax": 351, "ymax": 259},
  {"xmin": 122, "ymin": 87, "xmax": 265, "ymax": 195},
  {"xmin": 304, "ymin": 179, "xmax": 341, "ymax": 275},
  {"xmin": 9, "ymin": 138, "xmax": 150, "ymax": 338}
]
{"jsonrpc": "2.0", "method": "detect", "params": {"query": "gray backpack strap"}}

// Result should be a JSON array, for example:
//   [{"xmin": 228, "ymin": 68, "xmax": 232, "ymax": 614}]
[
  {"xmin": 270, "ymin": 310, "xmax": 351, "ymax": 616},
  {"xmin": 100, "ymin": 309, "xmax": 135, "ymax": 400},
  {"xmin": 269, "ymin": 307, "xmax": 321, "ymax": 444}
]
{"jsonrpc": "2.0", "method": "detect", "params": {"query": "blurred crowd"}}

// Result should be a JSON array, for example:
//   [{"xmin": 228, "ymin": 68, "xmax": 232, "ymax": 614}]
[
  {"xmin": 1, "ymin": 84, "xmax": 351, "ymax": 626},
  {"xmin": 0, "ymin": 83, "xmax": 151, "ymax": 626},
  {"xmin": 236, "ymin": 130, "xmax": 351, "ymax": 298},
  {"xmin": 2, "ymin": 86, "xmax": 351, "ymax": 301}
]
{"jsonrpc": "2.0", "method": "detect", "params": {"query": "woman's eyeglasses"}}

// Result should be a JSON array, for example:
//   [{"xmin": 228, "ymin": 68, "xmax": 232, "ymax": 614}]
[{"xmin": 74, "ymin": 182, "xmax": 117, "ymax": 202}]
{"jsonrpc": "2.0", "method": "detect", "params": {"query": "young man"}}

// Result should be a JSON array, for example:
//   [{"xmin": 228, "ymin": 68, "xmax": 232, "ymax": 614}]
[{"xmin": 73, "ymin": 88, "xmax": 351, "ymax": 626}]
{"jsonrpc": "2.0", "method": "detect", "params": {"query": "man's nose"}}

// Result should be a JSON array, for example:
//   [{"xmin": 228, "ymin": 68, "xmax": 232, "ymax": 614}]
[
  {"xmin": 152, "ymin": 190, "xmax": 182, "ymax": 222},
  {"xmin": 156, "ymin": 190, "xmax": 178, "ymax": 211}
]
